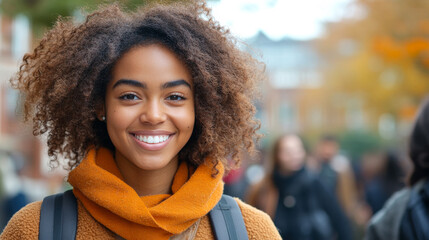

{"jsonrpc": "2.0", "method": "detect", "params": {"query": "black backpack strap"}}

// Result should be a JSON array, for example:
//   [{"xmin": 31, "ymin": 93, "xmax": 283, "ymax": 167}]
[
  {"xmin": 39, "ymin": 189, "xmax": 78, "ymax": 240},
  {"xmin": 209, "ymin": 195, "xmax": 249, "ymax": 240}
]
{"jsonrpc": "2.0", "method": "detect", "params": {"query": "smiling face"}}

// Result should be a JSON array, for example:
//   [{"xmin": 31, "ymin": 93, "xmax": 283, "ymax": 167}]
[{"xmin": 102, "ymin": 44, "xmax": 195, "ymax": 173}]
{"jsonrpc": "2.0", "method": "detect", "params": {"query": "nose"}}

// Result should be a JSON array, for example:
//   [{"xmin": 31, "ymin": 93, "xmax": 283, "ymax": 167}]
[{"xmin": 140, "ymin": 99, "xmax": 167, "ymax": 125}]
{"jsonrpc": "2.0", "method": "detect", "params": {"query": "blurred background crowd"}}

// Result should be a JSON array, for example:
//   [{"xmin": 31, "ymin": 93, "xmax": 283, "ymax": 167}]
[{"xmin": 0, "ymin": 0, "xmax": 428, "ymax": 239}]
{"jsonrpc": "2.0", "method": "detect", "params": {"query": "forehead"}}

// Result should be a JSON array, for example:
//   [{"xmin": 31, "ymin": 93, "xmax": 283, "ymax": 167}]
[
  {"xmin": 110, "ymin": 44, "xmax": 192, "ymax": 85},
  {"xmin": 280, "ymin": 136, "xmax": 302, "ymax": 148},
  {"xmin": 321, "ymin": 140, "xmax": 338, "ymax": 147}
]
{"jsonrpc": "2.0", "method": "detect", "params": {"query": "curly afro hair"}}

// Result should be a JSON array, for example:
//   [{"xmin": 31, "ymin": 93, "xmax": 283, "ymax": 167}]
[{"xmin": 12, "ymin": 1, "xmax": 264, "ymax": 173}]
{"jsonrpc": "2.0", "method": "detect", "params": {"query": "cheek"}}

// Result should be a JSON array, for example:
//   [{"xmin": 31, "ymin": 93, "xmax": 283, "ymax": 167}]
[
  {"xmin": 179, "ymin": 112, "xmax": 195, "ymax": 133},
  {"xmin": 278, "ymin": 152, "xmax": 288, "ymax": 163},
  {"xmin": 173, "ymin": 105, "xmax": 195, "ymax": 134},
  {"xmin": 106, "ymin": 103, "xmax": 138, "ymax": 134}
]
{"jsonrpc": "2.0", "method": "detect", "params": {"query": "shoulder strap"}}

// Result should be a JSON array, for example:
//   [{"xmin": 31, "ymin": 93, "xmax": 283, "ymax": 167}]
[
  {"xmin": 209, "ymin": 195, "xmax": 249, "ymax": 240},
  {"xmin": 39, "ymin": 189, "xmax": 78, "ymax": 240}
]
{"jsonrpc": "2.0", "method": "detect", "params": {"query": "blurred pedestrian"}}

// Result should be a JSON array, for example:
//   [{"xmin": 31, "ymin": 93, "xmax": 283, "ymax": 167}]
[
  {"xmin": 366, "ymin": 99, "xmax": 429, "ymax": 240},
  {"xmin": 247, "ymin": 134, "xmax": 352, "ymax": 240},
  {"xmin": 364, "ymin": 151, "xmax": 405, "ymax": 215},
  {"xmin": 223, "ymin": 166, "xmax": 249, "ymax": 200},
  {"xmin": 309, "ymin": 135, "xmax": 358, "ymax": 218},
  {"xmin": 0, "ymin": 1, "xmax": 281, "ymax": 239},
  {"xmin": 0, "ymin": 151, "xmax": 29, "ymax": 231}
]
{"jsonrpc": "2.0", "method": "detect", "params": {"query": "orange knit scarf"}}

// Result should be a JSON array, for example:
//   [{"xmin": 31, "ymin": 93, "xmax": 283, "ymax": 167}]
[{"xmin": 68, "ymin": 148, "xmax": 224, "ymax": 240}]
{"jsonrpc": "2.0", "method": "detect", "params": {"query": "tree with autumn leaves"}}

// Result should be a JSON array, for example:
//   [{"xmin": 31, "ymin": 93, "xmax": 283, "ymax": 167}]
[{"xmin": 314, "ymin": 0, "xmax": 429, "ymax": 143}]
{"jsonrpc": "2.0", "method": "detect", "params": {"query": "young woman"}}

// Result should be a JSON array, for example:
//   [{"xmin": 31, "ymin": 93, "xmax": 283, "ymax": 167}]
[
  {"xmin": 247, "ymin": 134, "xmax": 352, "ymax": 240},
  {"xmin": 0, "ymin": 1, "xmax": 281, "ymax": 239}
]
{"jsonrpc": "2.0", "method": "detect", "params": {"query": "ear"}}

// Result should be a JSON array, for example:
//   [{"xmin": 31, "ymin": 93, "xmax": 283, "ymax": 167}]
[{"xmin": 95, "ymin": 102, "xmax": 105, "ymax": 121}]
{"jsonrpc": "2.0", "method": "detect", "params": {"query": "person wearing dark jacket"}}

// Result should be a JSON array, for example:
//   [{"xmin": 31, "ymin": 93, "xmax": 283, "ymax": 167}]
[
  {"xmin": 247, "ymin": 134, "xmax": 352, "ymax": 240},
  {"xmin": 366, "ymin": 98, "xmax": 429, "ymax": 240}
]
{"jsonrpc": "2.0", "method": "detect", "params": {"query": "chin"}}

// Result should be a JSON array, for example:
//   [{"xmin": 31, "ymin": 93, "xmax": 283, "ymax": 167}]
[
  {"xmin": 132, "ymin": 155, "xmax": 175, "ymax": 171},
  {"xmin": 135, "ymin": 161, "xmax": 169, "ymax": 171}
]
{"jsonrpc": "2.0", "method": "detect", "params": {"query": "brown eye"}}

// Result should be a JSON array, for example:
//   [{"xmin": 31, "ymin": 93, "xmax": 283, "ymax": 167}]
[
  {"xmin": 166, "ymin": 94, "xmax": 186, "ymax": 101},
  {"xmin": 119, "ymin": 93, "xmax": 139, "ymax": 100}
]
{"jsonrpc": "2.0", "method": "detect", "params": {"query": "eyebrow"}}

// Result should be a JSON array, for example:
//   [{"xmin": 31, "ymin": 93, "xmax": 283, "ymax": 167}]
[
  {"xmin": 113, "ymin": 79, "xmax": 147, "ymax": 89},
  {"xmin": 112, "ymin": 79, "xmax": 191, "ymax": 89},
  {"xmin": 161, "ymin": 79, "xmax": 191, "ymax": 89}
]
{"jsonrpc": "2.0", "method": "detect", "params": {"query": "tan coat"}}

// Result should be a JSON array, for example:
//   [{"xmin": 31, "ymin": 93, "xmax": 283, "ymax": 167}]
[{"xmin": 0, "ymin": 197, "xmax": 281, "ymax": 240}]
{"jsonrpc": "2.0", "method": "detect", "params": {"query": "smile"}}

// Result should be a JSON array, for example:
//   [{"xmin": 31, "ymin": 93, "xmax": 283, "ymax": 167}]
[
  {"xmin": 130, "ymin": 132, "xmax": 174, "ymax": 151},
  {"xmin": 134, "ymin": 135, "xmax": 170, "ymax": 144}
]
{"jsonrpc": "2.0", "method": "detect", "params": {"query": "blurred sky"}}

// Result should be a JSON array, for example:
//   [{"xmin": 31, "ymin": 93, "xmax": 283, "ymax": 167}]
[{"xmin": 208, "ymin": 0, "xmax": 354, "ymax": 40}]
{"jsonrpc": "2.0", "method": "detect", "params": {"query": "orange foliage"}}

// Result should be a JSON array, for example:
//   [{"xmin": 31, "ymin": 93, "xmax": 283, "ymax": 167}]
[
  {"xmin": 405, "ymin": 38, "xmax": 429, "ymax": 57},
  {"xmin": 373, "ymin": 36, "xmax": 429, "ymax": 61},
  {"xmin": 373, "ymin": 36, "xmax": 403, "ymax": 61},
  {"xmin": 315, "ymin": 0, "xmax": 429, "ymax": 132}
]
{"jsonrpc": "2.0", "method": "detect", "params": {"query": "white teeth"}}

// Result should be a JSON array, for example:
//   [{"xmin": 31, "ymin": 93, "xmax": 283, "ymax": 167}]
[{"xmin": 134, "ymin": 134, "xmax": 170, "ymax": 144}]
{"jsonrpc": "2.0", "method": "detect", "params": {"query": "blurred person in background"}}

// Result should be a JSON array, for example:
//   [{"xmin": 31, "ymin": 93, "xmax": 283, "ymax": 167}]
[
  {"xmin": 0, "ymin": 150, "xmax": 29, "ymax": 231},
  {"xmin": 364, "ymin": 150, "xmax": 405, "ymax": 215},
  {"xmin": 308, "ymin": 135, "xmax": 358, "ymax": 218},
  {"xmin": 247, "ymin": 134, "xmax": 352, "ymax": 240},
  {"xmin": 223, "ymin": 160, "xmax": 249, "ymax": 200},
  {"xmin": 366, "ymin": 98, "xmax": 429, "ymax": 240}
]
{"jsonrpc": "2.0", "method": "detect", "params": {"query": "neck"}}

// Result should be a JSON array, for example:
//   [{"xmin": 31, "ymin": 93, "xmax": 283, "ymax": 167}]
[
  {"xmin": 279, "ymin": 166, "xmax": 294, "ymax": 176},
  {"xmin": 114, "ymin": 154, "xmax": 180, "ymax": 196},
  {"xmin": 278, "ymin": 166, "xmax": 299, "ymax": 176},
  {"xmin": 278, "ymin": 165, "xmax": 305, "ymax": 177}
]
